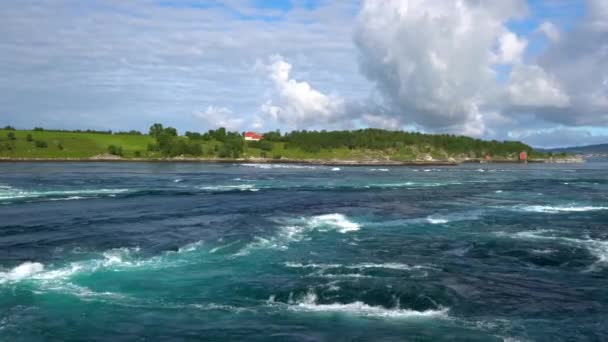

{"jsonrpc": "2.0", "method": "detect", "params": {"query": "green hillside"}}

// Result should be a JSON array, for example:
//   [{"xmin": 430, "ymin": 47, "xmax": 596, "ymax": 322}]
[{"xmin": 0, "ymin": 125, "xmax": 553, "ymax": 161}]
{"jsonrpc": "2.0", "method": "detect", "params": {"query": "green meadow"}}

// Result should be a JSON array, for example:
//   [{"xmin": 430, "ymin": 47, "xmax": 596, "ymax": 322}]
[{"xmin": 0, "ymin": 129, "xmax": 155, "ymax": 158}]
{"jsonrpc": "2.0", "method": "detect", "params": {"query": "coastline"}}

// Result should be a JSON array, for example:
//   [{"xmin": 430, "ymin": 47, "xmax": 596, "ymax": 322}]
[{"xmin": 0, "ymin": 156, "xmax": 584, "ymax": 165}]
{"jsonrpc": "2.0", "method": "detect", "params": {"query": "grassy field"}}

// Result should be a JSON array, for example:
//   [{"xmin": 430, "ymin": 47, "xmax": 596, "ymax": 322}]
[
  {"xmin": 0, "ymin": 130, "xmax": 155, "ymax": 158},
  {"xmin": 0, "ymin": 129, "xmax": 417, "ymax": 160}
]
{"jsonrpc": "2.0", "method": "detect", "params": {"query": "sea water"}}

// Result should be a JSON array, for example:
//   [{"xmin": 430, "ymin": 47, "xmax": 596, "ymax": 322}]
[{"xmin": 0, "ymin": 162, "xmax": 607, "ymax": 341}]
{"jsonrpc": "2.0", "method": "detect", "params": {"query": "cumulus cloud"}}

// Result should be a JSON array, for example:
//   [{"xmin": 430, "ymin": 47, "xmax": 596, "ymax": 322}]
[
  {"xmin": 195, "ymin": 106, "xmax": 245, "ymax": 131},
  {"xmin": 538, "ymin": 21, "xmax": 560, "ymax": 42},
  {"xmin": 261, "ymin": 55, "xmax": 347, "ymax": 129},
  {"xmin": 507, "ymin": 65, "xmax": 570, "ymax": 108},
  {"xmin": 495, "ymin": 32, "xmax": 528, "ymax": 64},
  {"xmin": 526, "ymin": 0, "xmax": 608, "ymax": 126},
  {"xmin": 349, "ymin": 0, "xmax": 607, "ymax": 142},
  {"xmin": 353, "ymin": 0, "xmax": 529, "ymax": 137}
]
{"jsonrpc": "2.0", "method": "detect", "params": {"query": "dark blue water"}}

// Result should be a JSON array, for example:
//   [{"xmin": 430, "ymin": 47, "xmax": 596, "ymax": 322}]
[{"xmin": 1, "ymin": 162, "xmax": 607, "ymax": 341}]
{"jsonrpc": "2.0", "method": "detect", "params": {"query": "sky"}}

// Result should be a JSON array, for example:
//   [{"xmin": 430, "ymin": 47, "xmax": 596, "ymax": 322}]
[{"xmin": 1, "ymin": 0, "xmax": 607, "ymax": 148}]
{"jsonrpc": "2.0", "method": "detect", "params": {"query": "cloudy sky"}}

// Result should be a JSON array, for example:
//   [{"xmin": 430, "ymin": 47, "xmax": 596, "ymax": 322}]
[{"xmin": 1, "ymin": 0, "xmax": 607, "ymax": 147}]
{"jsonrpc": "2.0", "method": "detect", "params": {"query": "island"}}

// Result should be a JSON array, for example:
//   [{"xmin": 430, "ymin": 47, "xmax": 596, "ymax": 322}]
[{"xmin": 0, "ymin": 124, "xmax": 582, "ymax": 165}]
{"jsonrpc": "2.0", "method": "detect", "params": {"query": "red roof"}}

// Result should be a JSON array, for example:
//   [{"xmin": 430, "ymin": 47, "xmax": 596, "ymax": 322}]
[
  {"xmin": 244, "ymin": 132, "xmax": 263, "ymax": 140},
  {"xmin": 519, "ymin": 151, "xmax": 528, "ymax": 160}
]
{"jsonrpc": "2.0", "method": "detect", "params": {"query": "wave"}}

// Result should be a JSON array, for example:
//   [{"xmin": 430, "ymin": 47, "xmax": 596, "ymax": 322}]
[
  {"xmin": 285, "ymin": 291, "xmax": 448, "ymax": 319},
  {"xmin": 515, "ymin": 205, "xmax": 608, "ymax": 214},
  {"xmin": 197, "ymin": 184, "xmax": 258, "ymax": 192},
  {"xmin": 0, "ymin": 241, "xmax": 207, "ymax": 287},
  {"xmin": 369, "ymin": 168, "xmax": 389, "ymax": 172},
  {"xmin": 424, "ymin": 210, "xmax": 483, "ymax": 225},
  {"xmin": 497, "ymin": 230, "xmax": 608, "ymax": 269},
  {"xmin": 234, "ymin": 213, "xmax": 360, "ymax": 256},
  {"xmin": 331, "ymin": 167, "xmax": 341, "ymax": 171},
  {"xmin": 427, "ymin": 217, "xmax": 449, "ymax": 224},
  {"xmin": 284, "ymin": 262, "xmax": 431, "ymax": 271},
  {"xmin": 0, "ymin": 185, "xmax": 130, "ymax": 202},
  {"xmin": 240, "ymin": 163, "xmax": 317, "ymax": 170},
  {"xmin": 308, "ymin": 213, "xmax": 360, "ymax": 233},
  {"xmin": 0, "ymin": 262, "xmax": 44, "ymax": 284}
]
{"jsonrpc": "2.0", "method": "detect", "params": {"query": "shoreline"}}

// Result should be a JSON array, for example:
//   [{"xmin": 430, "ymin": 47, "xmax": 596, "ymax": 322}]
[{"xmin": 0, "ymin": 156, "xmax": 584, "ymax": 165}]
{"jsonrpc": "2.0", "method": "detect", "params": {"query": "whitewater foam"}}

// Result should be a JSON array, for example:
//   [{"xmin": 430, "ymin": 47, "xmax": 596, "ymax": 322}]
[
  {"xmin": 0, "ymin": 187, "xmax": 129, "ymax": 202},
  {"xmin": 198, "ymin": 184, "xmax": 257, "ymax": 192},
  {"xmin": 427, "ymin": 217, "xmax": 449, "ymax": 224},
  {"xmin": 308, "ymin": 213, "xmax": 360, "ymax": 233},
  {"xmin": 234, "ymin": 214, "xmax": 360, "ymax": 256},
  {"xmin": 516, "ymin": 205, "xmax": 608, "ymax": 213},
  {"xmin": 0, "ymin": 262, "xmax": 44, "ymax": 284},
  {"xmin": 0, "ymin": 242, "xmax": 205, "ymax": 288},
  {"xmin": 284, "ymin": 262, "xmax": 430, "ymax": 271},
  {"xmin": 240, "ymin": 163, "xmax": 317, "ymax": 170},
  {"xmin": 287, "ymin": 291, "xmax": 448, "ymax": 319}
]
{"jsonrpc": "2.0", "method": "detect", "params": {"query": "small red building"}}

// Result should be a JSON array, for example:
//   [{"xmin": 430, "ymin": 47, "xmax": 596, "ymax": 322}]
[
  {"xmin": 519, "ymin": 151, "xmax": 528, "ymax": 162},
  {"xmin": 244, "ymin": 132, "xmax": 263, "ymax": 141}
]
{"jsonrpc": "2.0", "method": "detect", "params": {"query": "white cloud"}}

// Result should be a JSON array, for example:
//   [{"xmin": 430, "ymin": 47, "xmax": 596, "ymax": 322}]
[
  {"xmin": 261, "ymin": 55, "xmax": 347, "ymax": 129},
  {"xmin": 507, "ymin": 64, "xmax": 570, "ymax": 108},
  {"xmin": 538, "ymin": 21, "xmax": 560, "ymax": 42},
  {"xmin": 195, "ymin": 106, "xmax": 244, "ymax": 131},
  {"xmin": 354, "ymin": 0, "xmax": 529, "ymax": 136},
  {"xmin": 495, "ymin": 31, "xmax": 528, "ymax": 64}
]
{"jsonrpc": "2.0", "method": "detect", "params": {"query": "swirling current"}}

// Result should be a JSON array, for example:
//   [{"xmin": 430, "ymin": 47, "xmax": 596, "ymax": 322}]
[{"xmin": 1, "ymin": 162, "xmax": 607, "ymax": 341}]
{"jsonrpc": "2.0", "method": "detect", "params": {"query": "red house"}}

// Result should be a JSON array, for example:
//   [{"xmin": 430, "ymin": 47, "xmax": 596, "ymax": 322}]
[
  {"xmin": 244, "ymin": 132, "xmax": 263, "ymax": 141},
  {"xmin": 519, "ymin": 151, "xmax": 528, "ymax": 161}
]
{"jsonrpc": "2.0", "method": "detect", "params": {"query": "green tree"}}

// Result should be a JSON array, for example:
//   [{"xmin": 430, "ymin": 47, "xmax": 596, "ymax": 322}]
[
  {"xmin": 35, "ymin": 140, "xmax": 48, "ymax": 148},
  {"xmin": 107, "ymin": 145, "xmax": 123, "ymax": 156},
  {"xmin": 7, "ymin": 132, "xmax": 16, "ymax": 140},
  {"xmin": 26, "ymin": 134, "xmax": 33, "ymax": 142},
  {"xmin": 149, "ymin": 123, "xmax": 164, "ymax": 138}
]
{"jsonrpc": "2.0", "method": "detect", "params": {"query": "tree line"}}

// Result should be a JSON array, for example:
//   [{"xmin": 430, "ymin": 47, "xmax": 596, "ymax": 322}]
[{"xmin": 3, "ymin": 123, "xmax": 542, "ymax": 159}]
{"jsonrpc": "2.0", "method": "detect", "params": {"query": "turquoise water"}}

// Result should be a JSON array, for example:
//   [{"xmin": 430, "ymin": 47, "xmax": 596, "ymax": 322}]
[{"xmin": 1, "ymin": 162, "xmax": 607, "ymax": 341}]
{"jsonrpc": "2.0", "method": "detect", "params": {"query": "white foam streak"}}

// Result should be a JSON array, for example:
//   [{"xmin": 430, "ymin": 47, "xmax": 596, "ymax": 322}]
[
  {"xmin": 0, "ymin": 262, "xmax": 44, "ymax": 284},
  {"xmin": 235, "ymin": 214, "xmax": 360, "ymax": 256},
  {"xmin": 288, "ymin": 291, "xmax": 448, "ymax": 319},
  {"xmin": 0, "ymin": 242, "xmax": 205, "ymax": 287},
  {"xmin": 427, "ymin": 217, "xmax": 449, "ymax": 224},
  {"xmin": 198, "ymin": 184, "xmax": 257, "ymax": 192},
  {"xmin": 240, "ymin": 163, "xmax": 317, "ymax": 169},
  {"xmin": 284, "ymin": 262, "xmax": 429, "ymax": 271},
  {"xmin": 308, "ymin": 213, "xmax": 360, "ymax": 233},
  {"xmin": 517, "ymin": 205, "xmax": 608, "ymax": 213},
  {"xmin": 0, "ymin": 186, "xmax": 129, "ymax": 201}
]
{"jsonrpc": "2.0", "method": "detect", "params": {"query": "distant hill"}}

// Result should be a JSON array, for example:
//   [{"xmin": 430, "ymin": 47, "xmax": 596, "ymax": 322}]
[{"xmin": 539, "ymin": 143, "xmax": 608, "ymax": 155}]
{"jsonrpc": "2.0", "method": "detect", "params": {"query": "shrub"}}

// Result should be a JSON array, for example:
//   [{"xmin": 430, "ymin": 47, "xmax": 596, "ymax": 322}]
[
  {"xmin": 57, "ymin": 143, "xmax": 64, "ymax": 150},
  {"xmin": 26, "ymin": 134, "xmax": 33, "ymax": 142},
  {"xmin": 134, "ymin": 151, "xmax": 141, "ymax": 157},
  {"xmin": 107, "ymin": 145, "xmax": 123, "ymax": 156},
  {"xmin": 33, "ymin": 127, "xmax": 44, "ymax": 131},
  {"xmin": 35, "ymin": 140, "xmax": 48, "ymax": 148},
  {"xmin": 7, "ymin": 132, "xmax": 16, "ymax": 140}
]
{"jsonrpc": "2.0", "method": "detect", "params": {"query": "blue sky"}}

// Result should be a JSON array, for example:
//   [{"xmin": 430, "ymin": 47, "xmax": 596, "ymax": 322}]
[{"xmin": 0, "ymin": 0, "xmax": 606, "ymax": 147}]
